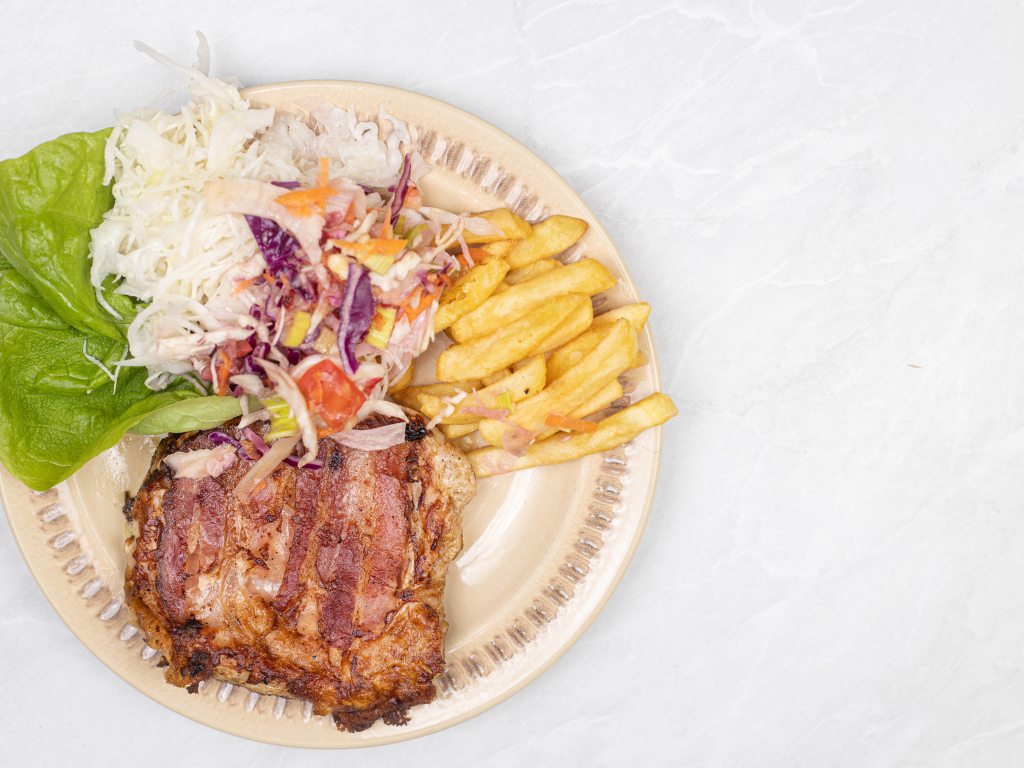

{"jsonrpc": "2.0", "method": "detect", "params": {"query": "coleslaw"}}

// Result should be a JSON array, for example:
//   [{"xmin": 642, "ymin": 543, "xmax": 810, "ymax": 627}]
[{"xmin": 89, "ymin": 38, "xmax": 502, "ymax": 466}]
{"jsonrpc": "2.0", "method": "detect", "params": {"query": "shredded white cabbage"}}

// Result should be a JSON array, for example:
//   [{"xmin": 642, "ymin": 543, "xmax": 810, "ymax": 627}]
[
  {"xmin": 91, "ymin": 39, "xmax": 417, "ymax": 390},
  {"xmin": 81, "ymin": 340, "xmax": 116, "ymax": 383}
]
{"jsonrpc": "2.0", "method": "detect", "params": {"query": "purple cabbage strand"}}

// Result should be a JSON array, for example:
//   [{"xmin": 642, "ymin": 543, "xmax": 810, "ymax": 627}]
[{"xmin": 337, "ymin": 263, "xmax": 376, "ymax": 375}]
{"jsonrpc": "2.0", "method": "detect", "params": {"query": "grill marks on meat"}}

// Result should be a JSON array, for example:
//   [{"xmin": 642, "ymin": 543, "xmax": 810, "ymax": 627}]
[
  {"xmin": 185, "ymin": 477, "xmax": 226, "ymax": 575},
  {"xmin": 318, "ymin": 533, "xmax": 360, "ymax": 649},
  {"xmin": 272, "ymin": 467, "xmax": 321, "ymax": 616},
  {"xmin": 156, "ymin": 478, "xmax": 196, "ymax": 625},
  {"xmin": 124, "ymin": 417, "xmax": 474, "ymax": 732},
  {"xmin": 360, "ymin": 451, "xmax": 411, "ymax": 633}
]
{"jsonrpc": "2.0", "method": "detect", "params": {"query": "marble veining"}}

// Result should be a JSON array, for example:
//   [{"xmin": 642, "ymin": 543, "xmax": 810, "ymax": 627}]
[{"xmin": 3, "ymin": 1, "xmax": 1024, "ymax": 766}]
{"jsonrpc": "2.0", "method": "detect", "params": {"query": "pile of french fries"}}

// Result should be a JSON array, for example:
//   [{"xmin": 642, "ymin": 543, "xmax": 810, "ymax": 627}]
[{"xmin": 390, "ymin": 208, "xmax": 677, "ymax": 477}]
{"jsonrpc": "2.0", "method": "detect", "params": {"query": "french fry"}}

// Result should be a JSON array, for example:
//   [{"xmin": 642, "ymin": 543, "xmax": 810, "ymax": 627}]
[
  {"xmin": 468, "ymin": 393, "xmax": 678, "ymax": 477},
  {"xmin": 462, "ymin": 208, "xmax": 533, "ymax": 244},
  {"xmin": 481, "ymin": 368, "xmax": 513, "ymax": 386},
  {"xmin": 530, "ymin": 296, "xmax": 593, "ymax": 356},
  {"xmin": 415, "ymin": 355, "xmax": 546, "ymax": 425},
  {"xmin": 534, "ymin": 378, "xmax": 621, "ymax": 440},
  {"xmin": 546, "ymin": 302, "xmax": 651, "ymax": 382},
  {"xmin": 492, "ymin": 281, "xmax": 511, "ymax": 295},
  {"xmin": 591, "ymin": 302, "xmax": 651, "ymax": 330},
  {"xmin": 440, "ymin": 422, "xmax": 480, "ymax": 439},
  {"xmin": 630, "ymin": 350, "xmax": 647, "ymax": 370},
  {"xmin": 434, "ymin": 257, "xmax": 509, "ymax": 333},
  {"xmin": 387, "ymin": 361, "xmax": 414, "ymax": 394},
  {"xmin": 392, "ymin": 379, "xmax": 480, "ymax": 409},
  {"xmin": 449, "ymin": 259, "xmax": 615, "ymax": 343},
  {"xmin": 504, "ymin": 215, "xmax": 588, "ymax": 269},
  {"xmin": 478, "ymin": 240, "xmax": 518, "ymax": 260},
  {"xmin": 436, "ymin": 294, "xmax": 587, "ymax": 381},
  {"xmin": 504, "ymin": 258, "xmax": 562, "ymax": 285},
  {"xmin": 477, "ymin": 319, "xmax": 637, "ymax": 447}
]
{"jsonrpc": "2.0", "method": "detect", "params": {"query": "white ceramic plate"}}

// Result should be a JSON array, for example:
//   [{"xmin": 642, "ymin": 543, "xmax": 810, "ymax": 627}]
[{"xmin": 0, "ymin": 81, "xmax": 664, "ymax": 747}]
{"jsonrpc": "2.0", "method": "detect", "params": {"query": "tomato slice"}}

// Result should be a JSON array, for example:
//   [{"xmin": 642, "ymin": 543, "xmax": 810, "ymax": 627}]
[{"xmin": 297, "ymin": 359, "xmax": 366, "ymax": 432}]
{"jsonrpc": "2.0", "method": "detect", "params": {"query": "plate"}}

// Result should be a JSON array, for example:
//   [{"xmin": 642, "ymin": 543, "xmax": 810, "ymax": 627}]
[{"xmin": 0, "ymin": 81, "xmax": 664, "ymax": 747}]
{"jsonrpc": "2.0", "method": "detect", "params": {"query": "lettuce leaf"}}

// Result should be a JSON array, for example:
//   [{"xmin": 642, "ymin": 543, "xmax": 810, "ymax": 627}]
[
  {"xmin": 0, "ymin": 268, "xmax": 200, "ymax": 491},
  {"xmin": 0, "ymin": 130, "xmax": 137, "ymax": 341},
  {"xmin": 131, "ymin": 396, "xmax": 245, "ymax": 435},
  {"xmin": 0, "ymin": 130, "xmax": 253, "ymax": 490}
]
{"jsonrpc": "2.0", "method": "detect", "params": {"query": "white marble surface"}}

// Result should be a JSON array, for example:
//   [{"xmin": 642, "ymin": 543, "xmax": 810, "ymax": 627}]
[{"xmin": 2, "ymin": 1, "xmax": 1023, "ymax": 765}]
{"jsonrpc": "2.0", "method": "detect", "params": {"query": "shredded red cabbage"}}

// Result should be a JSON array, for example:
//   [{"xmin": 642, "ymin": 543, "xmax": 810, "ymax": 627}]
[
  {"xmin": 284, "ymin": 454, "xmax": 324, "ymax": 469},
  {"xmin": 209, "ymin": 430, "xmax": 256, "ymax": 460},
  {"xmin": 245, "ymin": 215, "xmax": 301, "ymax": 274},
  {"xmin": 271, "ymin": 181, "xmax": 301, "ymax": 189},
  {"xmin": 244, "ymin": 342, "xmax": 270, "ymax": 375},
  {"xmin": 276, "ymin": 345, "xmax": 302, "ymax": 366},
  {"xmin": 337, "ymin": 263, "xmax": 375, "ymax": 374}
]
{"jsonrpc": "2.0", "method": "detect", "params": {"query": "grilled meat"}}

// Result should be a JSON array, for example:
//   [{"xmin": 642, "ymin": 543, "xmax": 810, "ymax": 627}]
[{"xmin": 123, "ymin": 415, "xmax": 474, "ymax": 732}]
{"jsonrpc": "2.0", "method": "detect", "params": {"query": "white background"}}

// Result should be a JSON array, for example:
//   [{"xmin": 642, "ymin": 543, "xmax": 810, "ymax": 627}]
[{"xmin": 2, "ymin": 1, "xmax": 1023, "ymax": 766}]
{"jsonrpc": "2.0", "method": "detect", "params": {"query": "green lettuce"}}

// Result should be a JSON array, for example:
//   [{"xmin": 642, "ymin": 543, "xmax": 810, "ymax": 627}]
[
  {"xmin": 0, "ymin": 131, "xmax": 249, "ymax": 491},
  {"xmin": 131, "ymin": 396, "xmax": 245, "ymax": 435},
  {"xmin": 0, "ymin": 268, "xmax": 201, "ymax": 490},
  {"xmin": 0, "ymin": 130, "xmax": 137, "ymax": 341}
]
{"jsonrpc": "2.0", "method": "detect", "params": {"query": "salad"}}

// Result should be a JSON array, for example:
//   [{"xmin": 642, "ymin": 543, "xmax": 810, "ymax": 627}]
[{"xmin": 0, "ymin": 37, "xmax": 501, "ymax": 491}]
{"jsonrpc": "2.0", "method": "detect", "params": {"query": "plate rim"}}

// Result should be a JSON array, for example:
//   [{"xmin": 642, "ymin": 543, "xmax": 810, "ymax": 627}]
[{"xmin": 0, "ymin": 78, "xmax": 665, "ymax": 747}]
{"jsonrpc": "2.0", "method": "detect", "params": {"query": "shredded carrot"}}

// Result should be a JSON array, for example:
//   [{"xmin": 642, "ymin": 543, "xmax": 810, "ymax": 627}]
[
  {"xmin": 397, "ymin": 286, "xmax": 423, "ymax": 320},
  {"xmin": 344, "ymin": 201, "xmax": 356, "ymax": 225},
  {"xmin": 263, "ymin": 270, "xmax": 276, "ymax": 285},
  {"xmin": 544, "ymin": 412, "xmax": 598, "ymax": 433},
  {"xmin": 327, "ymin": 238, "xmax": 407, "ymax": 257},
  {"xmin": 396, "ymin": 286, "xmax": 436, "ymax": 323},
  {"xmin": 275, "ymin": 187, "xmax": 337, "ymax": 206},
  {"xmin": 456, "ymin": 247, "xmax": 488, "ymax": 269},
  {"xmin": 232, "ymin": 276, "xmax": 258, "ymax": 296},
  {"xmin": 275, "ymin": 187, "xmax": 337, "ymax": 218},
  {"xmin": 216, "ymin": 354, "xmax": 230, "ymax": 397},
  {"xmin": 317, "ymin": 427, "xmax": 333, "ymax": 439},
  {"xmin": 279, "ymin": 271, "xmax": 293, "ymax": 292}
]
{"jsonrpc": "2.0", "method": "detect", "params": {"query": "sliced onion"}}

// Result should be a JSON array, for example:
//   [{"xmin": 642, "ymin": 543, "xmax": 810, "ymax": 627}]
[
  {"xmin": 254, "ymin": 357, "xmax": 319, "ymax": 465},
  {"xmin": 243, "ymin": 427, "xmax": 270, "ymax": 455},
  {"xmin": 283, "ymin": 454, "xmax": 324, "ymax": 468},
  {"xmin": 462, "ymin": 390, "xmax": 507, "ymax": 421},
  {"xmin": 289, "ymin": 353, "xmax": 346, "ymax": 381},
  {"xmin": 356, "ymin": 398, "xmax": 408, "ymax": 422},
  {"xmin": 233, "ymin": 434, "xmax": 301, "ymax": 500},
  {"xmin": 209, "ymin": 430, "xmax": 256, "ymax": 460},
  {"xmin": 238, "ymin": 408, "xmax": 270, "ymax": 429},
  {"xmin": 389, "ymin": 153, "xmax": 412, "ymax": 226},
  {"xmin": 461, "ymin": 215, "xmax": 505, "ymax": 237},
  {"xmin": 330, "ymin": 422, "xmax": 407, "ymax": 451},
  {"xmin": 500, "ymin": 421, "xmax": 535, "ymax": 456}
]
